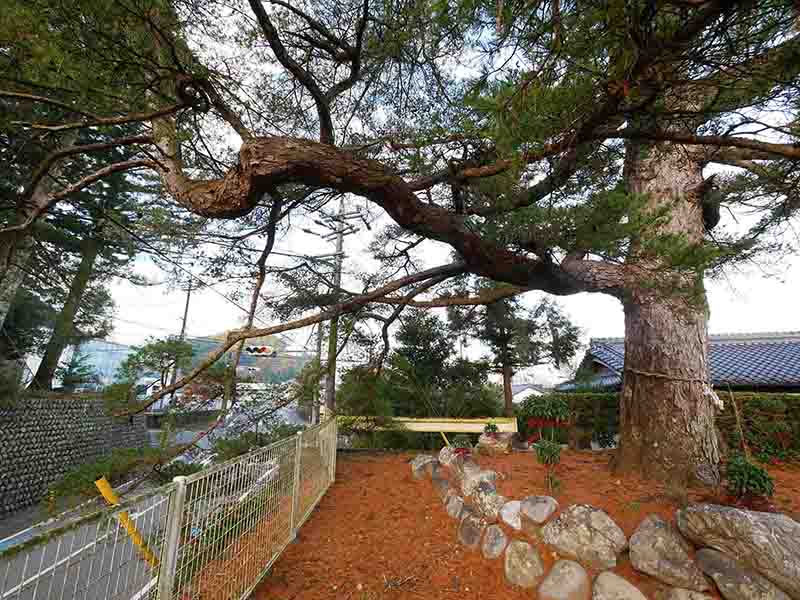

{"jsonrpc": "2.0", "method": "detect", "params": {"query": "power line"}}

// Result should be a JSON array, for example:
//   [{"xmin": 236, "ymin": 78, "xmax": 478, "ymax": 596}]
[{"xmin": 97, "ymin": 209, "xmax": 298, "ymax": 346}]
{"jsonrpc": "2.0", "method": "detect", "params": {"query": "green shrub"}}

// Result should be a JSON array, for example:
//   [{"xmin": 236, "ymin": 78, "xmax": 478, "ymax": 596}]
[
  {"xmin": 48, "ymin": 447, "xmax": 162, "ymax": 501},
  {"xmin": 537, "ymin": 392, "xmax": 799, "ymax": 459},
  {"xmin": 718, "ymin": 394, "xmax": 800, "ymax": 462},
  {"xmin": 726, "ymin": 454, "xmax": 775, "ymax": 498},
  {"xmin": 534, "ymin": 439, "xmax": 562, "ymax": 493},
  {"xmin": 534, "ymin": 439, "xmax": 562, "ymax": 466},
  {"xmin": 350, "ymin": 430, "xmax": 440, "ymax": 450},
  {"xmin": 212, "ymin": 424, "xmax": 304, "ymax": 462},
  {"xmin": 152, "ymin": 461, "xmax": 203, "ymax": 484},
  {"xmin": 484, "ymin": 421, "xmax": 499, "ymax": 435},
  {"xmin": 452, "ymin": 434, "xmax": 473, "ymax": 449}
]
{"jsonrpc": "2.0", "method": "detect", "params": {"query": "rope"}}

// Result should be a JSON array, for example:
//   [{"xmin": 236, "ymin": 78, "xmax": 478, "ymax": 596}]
[{"xmin": 623, "ymin": 367, "xmax": 709, "ymax": 384}]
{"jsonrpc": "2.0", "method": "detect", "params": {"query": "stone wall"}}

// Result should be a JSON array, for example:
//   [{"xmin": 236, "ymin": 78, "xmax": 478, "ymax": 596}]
[{"xmin": 0, "ymin": 397, "xmax": 148, "ymax": 518}]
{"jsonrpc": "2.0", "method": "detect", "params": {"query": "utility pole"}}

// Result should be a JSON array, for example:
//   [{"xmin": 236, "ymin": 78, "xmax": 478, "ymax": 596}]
[
  {"xmin": 324, "ymin": 199, "xmax": 345, "ymax": 414},
  {"xmin": 168, "ymin": 278, "xmax": 192, "ymax": 401},
  {"xmin": 312, "ymin": 322, "xmax": 323, "ymax": 424}
]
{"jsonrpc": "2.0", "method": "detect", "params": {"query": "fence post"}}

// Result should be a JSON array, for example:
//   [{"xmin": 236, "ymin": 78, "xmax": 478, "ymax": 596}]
[
  {"xmin": 329, "ymin": 420, "xmax": 337, "ymax": 483},
  {"xmin": 290, "ymin": 431, "xmax": 303, "ymax": 536},
  {"xmin": 157, "ymin": 476, "xmax": 188, "ymax": 600}
]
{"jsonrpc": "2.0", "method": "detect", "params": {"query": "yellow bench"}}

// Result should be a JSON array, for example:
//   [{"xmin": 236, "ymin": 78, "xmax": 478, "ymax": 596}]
[{"xmin": 336, "ymin": 417, "xmax": 517, "ymax": 445}]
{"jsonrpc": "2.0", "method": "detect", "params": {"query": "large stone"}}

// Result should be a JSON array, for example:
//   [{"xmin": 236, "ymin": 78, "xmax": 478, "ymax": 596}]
[
  {"xmin": 695, "ymin": 548, "xmax": 792, "ymax": 600},
  {"xmin": 410, "ymin": 454, "xmax": 437, "ymax": 479},
  {"xmin": 438, "ymin": 445, "xmax": 457, "ymax": 468},
  {"xmin": 629, "ymin": 514, "xmax": 710, "ymax": 591},
  {"xmin": 657, "ymin": 589, "xmax": 714, "ymax": 600},
  {"xmin": 461, "ymin": 467, "xmax": 496, "ymax": 497},
  {"xmin": 521, "ymin": 495, "xmax": 559, "ymax": 537},
  {"xmin": 500, "ymin": 500, "xmax": 522, "ymax": 530},
  {"xmin": 424, "ymin": 460, "xmax": 440, "ymax": 478},
  {"xmin": 542, "ymin": 504, "xmax": 627, "ymax": 569},
  {"xmin": 538, "ymin": 559, "xmax": 590, "ymax": 600},
  {"xmin": 458, "ymin": 513, "xmax": 486, "ymax": 549},
  {"xmin": 472, "ymin": 481, "xmax": 505, "ymax": 522},
  {"xmin": 446, "ymin": 494, "xmax": 464, "ymax": 519},
  {"xmin": 511, "ymin": 432, "xmax": 530, "ymax": 450},
  {"xmin": 677, "ymin": 503, "xmax": 800, "ymax": 597},
  {"xmin": 504, "ymin": 540, "xmax": 545, "ymax": 588},
  {"xmin": 459, "ymin": 458, "xmax": 481, "ymax": 479},
  {"xmin": 432, "ymin": 476, "xmax": 450, "ymax": 502},
  {"xmin": 592, "ymin": 572, "xmax": 647, "ymax": 600},
  {"xmin": 477, "ymin": 432, "xmax": 513, "ymax": 456},
  {"xmin": 481, "ymin": 524, "xmax": 507, "ymax": 559}
]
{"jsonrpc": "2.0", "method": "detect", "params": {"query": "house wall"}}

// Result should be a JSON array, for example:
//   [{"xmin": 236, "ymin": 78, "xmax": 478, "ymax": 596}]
[
  {"xmin": 512, "ymin": 388, "xmax": 543, "ymax": 404},
  {"xmin": 0, "ymin": 397, "xmax": 147, "ymax": 518}
]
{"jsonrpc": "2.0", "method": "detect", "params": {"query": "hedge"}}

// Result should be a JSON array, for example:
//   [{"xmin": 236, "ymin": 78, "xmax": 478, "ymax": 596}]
[{"xmin": 516, "ymin": 392, "xmax": 800, "ymax": 461}]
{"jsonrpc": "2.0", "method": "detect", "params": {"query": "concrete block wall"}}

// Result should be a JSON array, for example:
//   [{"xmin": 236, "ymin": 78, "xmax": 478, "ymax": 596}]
[{"xmin": 0, "ymin": 397, "xmax": 147, "ymax": 518}]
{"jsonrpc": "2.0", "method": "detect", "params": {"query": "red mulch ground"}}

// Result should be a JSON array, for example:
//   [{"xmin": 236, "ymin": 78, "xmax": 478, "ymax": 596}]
[{"xmin": 254, "ymin": 451, "xmax": 800, "ymax": 600}]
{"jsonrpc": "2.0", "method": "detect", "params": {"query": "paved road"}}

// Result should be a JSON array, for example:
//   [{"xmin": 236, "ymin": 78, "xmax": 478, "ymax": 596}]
[{"xmin": 0, "ymin": 492, "xmax": 168, "ymax": 600}]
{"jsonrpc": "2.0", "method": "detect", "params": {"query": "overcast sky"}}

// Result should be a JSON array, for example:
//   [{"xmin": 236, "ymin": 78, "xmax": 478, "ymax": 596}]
[{"xmin": 106, "ymin": 200, "xmax": 800, "ymax": 386}]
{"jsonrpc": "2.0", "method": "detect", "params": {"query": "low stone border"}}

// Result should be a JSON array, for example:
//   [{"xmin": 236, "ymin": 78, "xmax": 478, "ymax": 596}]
[{"xmin": 410, "ymin": 450, "xmax": 800, "ymax": 600}]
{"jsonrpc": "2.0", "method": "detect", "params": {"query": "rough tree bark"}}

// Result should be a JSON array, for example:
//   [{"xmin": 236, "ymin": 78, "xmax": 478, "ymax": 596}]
[
  {"xmin": 502, "ymin": 363, "xmax": 514, "ymax": 417},
  {"xmin": 0, "ymin": 130, "xmax": 79, "ymax": 332},
  {"xmin": 612, "ymin": 136, "xmax": 721, "ymax": 487},
  {"xmin": 30, "ymin": 232, "xmax": 101, "ymax": 389},
  {"xmin": 0, "ymin": 232, "xmax": 33, "ymax": 332}
]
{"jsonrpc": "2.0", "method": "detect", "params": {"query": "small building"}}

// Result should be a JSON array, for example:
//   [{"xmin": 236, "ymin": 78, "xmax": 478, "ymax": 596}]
[
  {"xmin": 557, "ymin": 331, "xmax": 800, "ymax": 392},
  {"xmin": 511, "ymin": 383, "xmax": 549, "ymax": 404}
]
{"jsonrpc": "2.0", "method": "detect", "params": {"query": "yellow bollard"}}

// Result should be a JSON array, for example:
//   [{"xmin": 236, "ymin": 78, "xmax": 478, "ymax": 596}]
[{"xmin": 95, "ymin": 477, "xmax": 159, "ymax": 568}]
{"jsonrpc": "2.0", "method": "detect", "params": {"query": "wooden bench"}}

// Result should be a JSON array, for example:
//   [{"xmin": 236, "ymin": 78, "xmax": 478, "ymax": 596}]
[{"xmin": 336, "ymin": 416, "xmax": 517, "ymax": 445}]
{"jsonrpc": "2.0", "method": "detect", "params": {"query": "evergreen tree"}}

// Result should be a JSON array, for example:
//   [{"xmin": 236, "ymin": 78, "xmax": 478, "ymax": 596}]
[
  {"xmin": 450, "ymin": 289, "xmax": 581, "ymax": 416},
  {"xmin": 4, "ymin": 0, "xmax": 800, "ymax": 487}
]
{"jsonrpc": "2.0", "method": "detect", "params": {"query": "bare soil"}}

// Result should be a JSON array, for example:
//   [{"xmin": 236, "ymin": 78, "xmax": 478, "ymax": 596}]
[{"xmin": 254, "ymin": 450, "xmax": 800, "ymax": 600}]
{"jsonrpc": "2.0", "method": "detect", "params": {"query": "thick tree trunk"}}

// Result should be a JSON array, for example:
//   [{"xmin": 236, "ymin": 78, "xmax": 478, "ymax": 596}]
[
  {"xmin": 0, "ymin": 131, "xmax": 78, "ymax": 331},
  {"xmin": 30, "ymin": 235, "xmax": 100, "ymax": 390},
  {"xmin": 502, "ymin": 364, "xmax": 513, "ymax": 417},
  {"xmin": 613, "ymin": 292, "xmax": 720, "ymax": 486},
  {"xmin": 0, "ymin": 231, "xmax": 33, "ymax": 331},
  {"xmin": 612, "ymin": 135, "xmax": 721, "ymax": 487}
]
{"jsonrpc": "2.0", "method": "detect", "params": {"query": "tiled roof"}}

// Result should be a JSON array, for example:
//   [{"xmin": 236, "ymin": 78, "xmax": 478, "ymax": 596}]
[
  {"xmin": 557, "ymin": 332, "xmax": 800, "ymax": 390},
  {"xmin": 511, "ymin": 383, "xmax": 548, "ymax": 395}
]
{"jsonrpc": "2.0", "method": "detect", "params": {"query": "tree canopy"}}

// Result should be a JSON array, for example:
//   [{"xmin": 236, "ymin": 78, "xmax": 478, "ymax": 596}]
[{"xmin": 2, "ymin": 0, "xmax": 800, "ymax": 484}]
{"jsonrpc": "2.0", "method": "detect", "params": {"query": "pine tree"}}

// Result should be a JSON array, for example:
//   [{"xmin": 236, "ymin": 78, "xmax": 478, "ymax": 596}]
[
  {"xmin": 450, "ymin": 289, "xmax": 580, "ymax": 416},
  {"xmin": 4, "ymin": 0, "xmax": 800, "ymax": 486}
]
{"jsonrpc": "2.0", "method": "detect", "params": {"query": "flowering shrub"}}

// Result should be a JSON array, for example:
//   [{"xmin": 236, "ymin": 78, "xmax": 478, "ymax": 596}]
[
  {"xmin": 519, "ymin": 396, "xmax": 571, "ymax": 443},
  {"xmin": 452, "ymin": 434, "xmax": 473, "ymax": 457}
]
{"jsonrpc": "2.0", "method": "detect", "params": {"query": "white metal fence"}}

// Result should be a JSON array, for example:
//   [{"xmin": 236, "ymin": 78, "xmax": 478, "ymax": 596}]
[{"xmin": 1, "ymin": 419, "xmax": 338, "ymax": 600}]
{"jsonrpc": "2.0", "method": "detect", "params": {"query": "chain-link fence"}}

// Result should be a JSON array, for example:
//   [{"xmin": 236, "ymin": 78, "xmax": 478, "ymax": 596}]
[{"xmin": 1, "ymin": 419, "xmax": 338, "ymax": 600}]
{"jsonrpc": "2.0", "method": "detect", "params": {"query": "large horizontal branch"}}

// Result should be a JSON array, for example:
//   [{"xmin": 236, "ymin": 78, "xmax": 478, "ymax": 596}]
[
  {"xmin": 154, "ymin": 135, "xmax": 586, "ymax": 293},
  {"xmin": 596, "ymin": 129, "xmax": 800, "ymax": 160},
  {"xmin": 375, "ymin": 284, "xmax": 528, "ymax": 307},
  {"xmin": 122, "ymin": 261, "xmax": 466, "ymax": 414}
]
